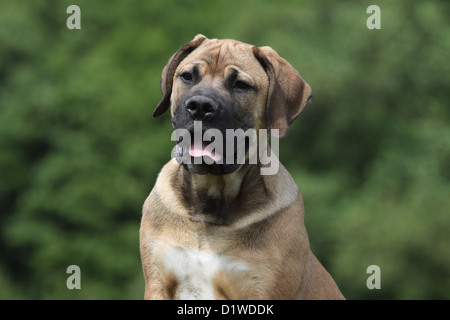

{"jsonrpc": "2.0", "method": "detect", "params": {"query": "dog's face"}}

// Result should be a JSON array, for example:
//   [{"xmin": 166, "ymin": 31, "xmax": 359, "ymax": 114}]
[
  {"xmin": 153, "ymin": 35, "xmax": 313, "ymax": 175},
  {"xmin": 170, "ymin": 38, "xmax": 269, "ymax": 175}
]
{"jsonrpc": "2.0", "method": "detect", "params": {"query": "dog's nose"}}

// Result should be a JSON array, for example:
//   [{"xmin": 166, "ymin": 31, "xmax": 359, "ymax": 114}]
[{"xmin": 185, "ymin": 96, "xmax": 219, "ymax": 121}]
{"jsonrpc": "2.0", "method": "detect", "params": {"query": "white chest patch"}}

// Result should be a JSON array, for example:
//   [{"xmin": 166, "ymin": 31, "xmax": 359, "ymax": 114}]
[{"xmin": 162, "ymin": 243, "xmax": 248, "ymax": 299}]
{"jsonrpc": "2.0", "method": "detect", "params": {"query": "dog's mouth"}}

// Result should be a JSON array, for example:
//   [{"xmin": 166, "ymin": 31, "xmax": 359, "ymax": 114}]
[
  {"xmin": 188, "ymin": 141, "xmax": 222, "ymax": 162},
  {"xmin": 174, "ymin": 135, "xmax": 223, "ymax": 162},
  {"xmin": 173, "ymin": 131, "xmax": 246, "ymax": 175}
]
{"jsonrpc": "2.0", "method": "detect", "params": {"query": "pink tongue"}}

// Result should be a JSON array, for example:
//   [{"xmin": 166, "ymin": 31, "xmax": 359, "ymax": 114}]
[{"xmin": 189, "ymin": 142, "xmax": 222, "ymax": 161}]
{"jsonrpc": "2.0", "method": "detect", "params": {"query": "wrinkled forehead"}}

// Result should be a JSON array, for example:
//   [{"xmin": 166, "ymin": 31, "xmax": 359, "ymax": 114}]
[{"xmin": 178, "ymin": 39, "xmax": 267, "ymax": 79}]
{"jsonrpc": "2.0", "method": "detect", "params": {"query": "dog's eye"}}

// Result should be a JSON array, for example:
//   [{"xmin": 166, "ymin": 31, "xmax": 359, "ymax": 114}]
[
  {"xmin": 180, "ymin": 72, "xmax": 194, "ymax": 82},
  {"xmin": 233, "ymin": 80, "xmax": 252, "ymax": 91}
]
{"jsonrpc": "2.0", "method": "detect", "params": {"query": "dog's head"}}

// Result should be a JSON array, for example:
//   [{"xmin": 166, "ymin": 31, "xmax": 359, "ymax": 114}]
[{"xmin": 153, "ymin": 34, "xmax": 312, "ymax": 175}]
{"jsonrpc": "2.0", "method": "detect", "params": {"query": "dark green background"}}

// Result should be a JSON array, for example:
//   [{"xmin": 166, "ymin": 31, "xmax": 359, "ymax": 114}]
[{"xmin": 0, "ymin": 0, "xmax": 449, "ymax": 299}]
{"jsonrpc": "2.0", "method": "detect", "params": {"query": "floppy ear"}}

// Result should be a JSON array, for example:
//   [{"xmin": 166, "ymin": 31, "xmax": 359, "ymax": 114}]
[
  {"xmin": 253, "ymin": 46, "xmax": 313, "ymax": 138},
  {"xmin": 152, "ymin": 34, "xmax": 208, "ymax": 118}
]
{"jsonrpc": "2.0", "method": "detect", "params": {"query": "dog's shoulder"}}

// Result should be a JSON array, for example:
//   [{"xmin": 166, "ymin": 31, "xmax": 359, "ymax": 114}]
[{"xmin": 142, "ymin": 159, "xmax": 186, "ymax": 223}]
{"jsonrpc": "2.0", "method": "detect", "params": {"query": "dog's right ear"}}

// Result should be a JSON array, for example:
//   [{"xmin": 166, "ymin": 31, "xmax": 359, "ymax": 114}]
[{"xmin": 152, "ymin": 34, "xmax": 208, "ymax": 118}]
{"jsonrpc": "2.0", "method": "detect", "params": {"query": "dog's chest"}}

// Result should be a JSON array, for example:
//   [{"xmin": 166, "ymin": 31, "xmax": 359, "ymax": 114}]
[{"xmin": 156, "ymin": 242, "xmax": 249, "ymax": 299}]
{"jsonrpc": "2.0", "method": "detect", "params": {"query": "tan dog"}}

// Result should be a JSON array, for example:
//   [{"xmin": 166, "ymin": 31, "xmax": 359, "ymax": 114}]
[{"xmin": 140, "ymin": 35, "xmax": 344, "ymax": 300}]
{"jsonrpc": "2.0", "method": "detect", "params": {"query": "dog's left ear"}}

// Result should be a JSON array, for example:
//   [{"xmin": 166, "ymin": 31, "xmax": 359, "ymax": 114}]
[
  {"xmin": 153, "ymin": 34, "xmax": 208, "ymax": 118},
  {"xmin": 253, "ymin": 46, "xmax": 312, "ymax": 138}
]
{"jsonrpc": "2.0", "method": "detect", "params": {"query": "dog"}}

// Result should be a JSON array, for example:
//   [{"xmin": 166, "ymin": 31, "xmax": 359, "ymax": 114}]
[{"xmin": 140, "ymin": 34, "xmax": 345, "ymax": 300}]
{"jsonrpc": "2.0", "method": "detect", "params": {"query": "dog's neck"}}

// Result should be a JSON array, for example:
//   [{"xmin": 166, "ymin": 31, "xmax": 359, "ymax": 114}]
[
  {"xmin": 177, "ymin": 163, "xmax": 271, "ymax": 225},
  {"xmin": 190, "ymin": 166, "xmax": 248, "ymax": 199}
]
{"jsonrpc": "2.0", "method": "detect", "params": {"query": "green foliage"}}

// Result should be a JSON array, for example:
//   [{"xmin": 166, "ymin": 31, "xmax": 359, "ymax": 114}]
[{"xmin": 0, "ymin": 0, "xmax": 448, "ymax": 299}]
